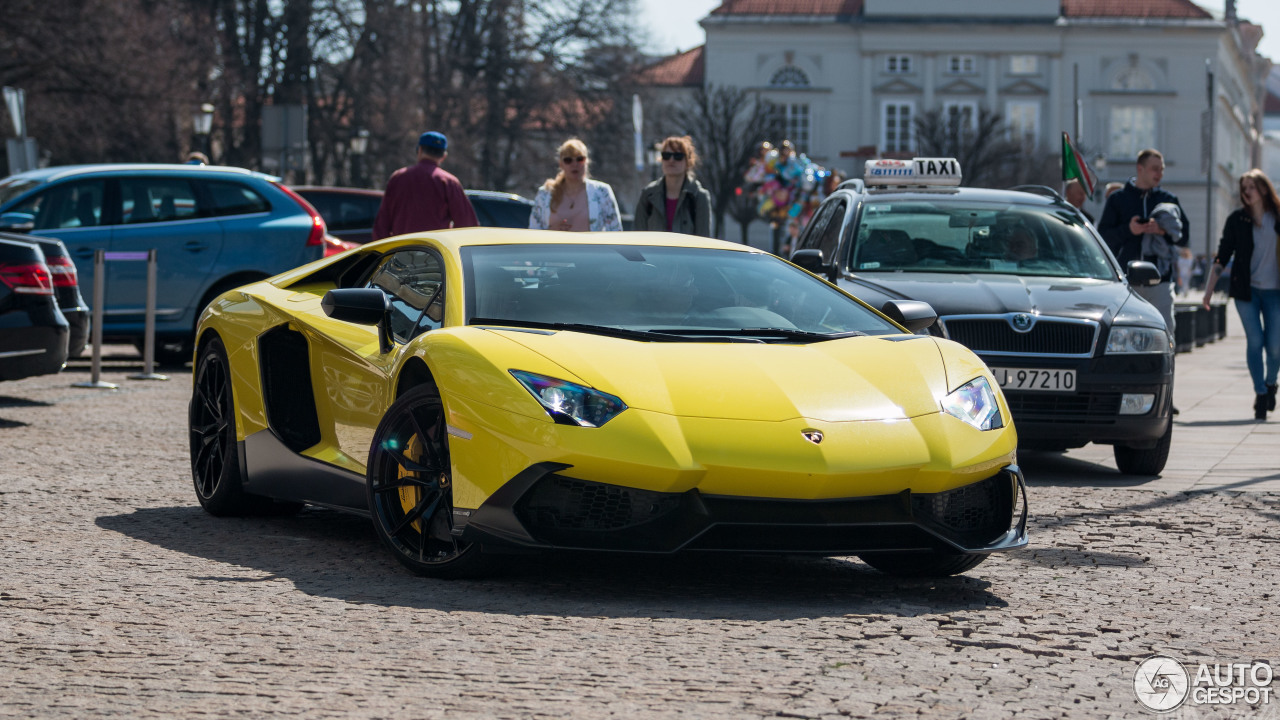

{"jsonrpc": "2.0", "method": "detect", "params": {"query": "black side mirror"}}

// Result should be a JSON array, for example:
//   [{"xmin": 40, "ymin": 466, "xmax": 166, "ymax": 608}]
[
  {"xmin": 322, "ymin": 288, "xmax": 392, "ymax": 353},
  {"xmin": 790, "ymin": 248, "xmax": 837, "ymax": 281},
  {"xmin": 881, "ymin": 299, "xmax": 937, "ymax": 333},
  {"xmin": 1126, "ymin": 260, "xmax": 1161, "ymax": 288}
]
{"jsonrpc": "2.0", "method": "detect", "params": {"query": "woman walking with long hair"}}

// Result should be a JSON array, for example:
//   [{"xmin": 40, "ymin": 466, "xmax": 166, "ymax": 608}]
[
  {"xmin": 528, "ymin": 138, "xmax": 622, "ymax": 232},
  {"xmin": 1203, "ymin": 168, "xmax": 1280, "ymax": 420},
  {"xmin": 633, "ymin": 135, "xmax": 713, "ymax": 237}
]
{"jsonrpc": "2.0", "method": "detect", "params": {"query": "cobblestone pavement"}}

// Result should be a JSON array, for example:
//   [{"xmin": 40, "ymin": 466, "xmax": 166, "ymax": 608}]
[{"xmin": 1, "ymin": 339, "xmax": 1277, "ymax": 719}]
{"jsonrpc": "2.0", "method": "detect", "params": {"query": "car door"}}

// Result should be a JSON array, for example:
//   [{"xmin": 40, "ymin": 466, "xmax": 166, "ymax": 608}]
[
  {"xmin": 308, "ymin": 247, "xmax": 446, "ymax": 468},
  {"xmin": 322, "ymin": 192, "xmax": 380, "ymax": 244},
  {"xmin": 9, "ymin": 178, "xmax": 111, "ymax": 310},
  {"xmin": 795, "ymin": 200, "xmax": 837, "ymax": 262},
  {"xmin": 109, "ymin": 175, "xmax": 223, "ymax": 330}
]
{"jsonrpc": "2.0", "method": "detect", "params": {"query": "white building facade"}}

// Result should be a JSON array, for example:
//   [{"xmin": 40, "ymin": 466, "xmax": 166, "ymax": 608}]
[{"xmin": 643, "ymin": 0, "xmax": 1270, "ymax": 255}]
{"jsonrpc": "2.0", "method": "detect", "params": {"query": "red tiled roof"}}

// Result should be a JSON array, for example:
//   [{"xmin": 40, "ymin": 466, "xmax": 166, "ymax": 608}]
[
  {"xmin": 636, "ymin": 46, "xmax": 705, "ymax": 87},
  {"xmin": 707, "ymin": 0, "xmax": 1210, "ymax": 18},
  {"xmin": 1061, "ymin": 0, "xmax": 1210, "ymax": 19},
  {"xmin": 711, "ymin": 0, "xmax": 862, "ymax": 15}
]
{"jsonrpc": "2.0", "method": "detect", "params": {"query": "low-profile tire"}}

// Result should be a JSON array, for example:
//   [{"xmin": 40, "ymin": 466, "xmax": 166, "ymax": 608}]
[
  {"xmin": 858, "ymin": 551, "xmax": 988, "ymax": 577},
  {"xmin": 189, "ymin": 336, "xmax": 261, "ymax": 515},
  {"xmin": 367, "ymin": 384, "xmax": 486, "ymax": 578},
  {"xmin": 1113, "ymin": 418, "xmax": 1173, "ymax": 476}
]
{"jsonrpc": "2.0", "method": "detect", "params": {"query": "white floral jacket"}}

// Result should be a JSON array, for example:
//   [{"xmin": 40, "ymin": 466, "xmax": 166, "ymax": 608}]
[{"xmin": 528, "ymin": 179, "xmax": 623, "ymax": 232}]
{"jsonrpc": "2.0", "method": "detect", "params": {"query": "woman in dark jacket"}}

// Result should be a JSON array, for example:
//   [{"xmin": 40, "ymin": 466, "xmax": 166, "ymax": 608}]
[
  {"xmin": 1203, "ymin": 169, "xmax": 1280, "ymax": 420},
  {"xmin": 633, "ymin": 135, "xmax": 713, "ymax": 237}
]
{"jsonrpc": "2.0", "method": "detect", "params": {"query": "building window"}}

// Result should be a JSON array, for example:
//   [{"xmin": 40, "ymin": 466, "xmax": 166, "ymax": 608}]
[
  {"xmin": 882, "ymin": 102, "xmax": 914, "ymax": 153},
  {"xmin": 946, "ymin": 55, "xmax": 976, "ymax": 75},
  {"xmin": 1006, "ymin": 101, "xmax": 1040, "ymax": 147},
  {"xmin": 886, "ymin": 55, "xmax": 912, "ymax": 74},
  {"xmin": 770, "ymin": 66, "xmax": 810, "ymax": 88},
  {"xmin": 942, "ymin": 101, "xmax": 977, "ymax": 134},
  {"xmin": 1109, "ymin": 106, "xmax": 1156, "ymax": 159},
  {"xmin": 783, "ymin": 103, "xmax": 810, "ymax": 152},
  {"xmin": 1112, "ymin": 66, "xmax": 1155, "ymax": 91},
  {"xmin": 1009, "ymin": 55, "xmax": 1038, "ymax": 75}
]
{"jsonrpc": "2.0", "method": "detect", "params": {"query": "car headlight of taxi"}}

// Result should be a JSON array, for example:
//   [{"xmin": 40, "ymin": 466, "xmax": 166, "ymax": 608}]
[
  {"xmin": 510, "ymin": 370, "xmax": 627, "ymax": 428},
  {"xmin": 941, "ymin": 376, "xmax": 1004, "ymax": 431},
  {"xmin": 1105, "ymin": 326, "xmax": 1170, "ymax": 354}
]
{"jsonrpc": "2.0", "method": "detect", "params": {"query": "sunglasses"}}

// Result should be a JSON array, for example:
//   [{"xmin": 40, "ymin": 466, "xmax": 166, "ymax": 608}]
[
  {"xmin": 661, "ymin": 151, "xmax": 686, "ymax": 161},
  {"xmin": 561, "ymin": 155, "xmax": 586, "ymax": 165}
]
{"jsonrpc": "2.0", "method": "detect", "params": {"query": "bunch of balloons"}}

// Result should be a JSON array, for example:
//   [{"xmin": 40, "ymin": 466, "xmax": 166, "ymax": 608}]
[{"xmin": 742, "ymin": 140, "xmax": 839, "ymax": 228}]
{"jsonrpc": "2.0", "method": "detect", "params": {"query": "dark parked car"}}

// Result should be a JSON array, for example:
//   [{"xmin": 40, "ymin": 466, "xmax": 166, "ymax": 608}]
[
  {"xmin": 1, "ymin": 231, "xmax": 89, "ymax": 357},
  {"xmin": 0, "ymin": 236, "xmax": 69, "ymax": 381},
  {"xmin": 790, "ymin": 158, "xmax": 1174, "ymax": 475},
  {"xmin": 0, "ymin": 164, "xmax": 348, "ymax": 364},
  {"xmin": 293, "ymin": 186, "xmax": 535, "ymax": 244}
]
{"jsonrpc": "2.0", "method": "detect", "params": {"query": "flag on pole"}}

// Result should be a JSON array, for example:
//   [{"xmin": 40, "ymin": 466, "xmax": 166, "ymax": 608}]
[{"xmin": 1061, "ymin": 131, "xmax": 1097, "ymax": 196}]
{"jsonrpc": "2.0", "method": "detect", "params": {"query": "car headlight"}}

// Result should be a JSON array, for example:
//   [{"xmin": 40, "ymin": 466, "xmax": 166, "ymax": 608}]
[
  {"xmin": 942, "ymin": 376, "xmax": 1004, "ymax": 431},
  {"xmin": 510, "ymin": 370, "xmax": 627, "ymax": 428},
  {"xmin": 1106, "ymin": 326, "xmax": 1170, "ymax": 354}
]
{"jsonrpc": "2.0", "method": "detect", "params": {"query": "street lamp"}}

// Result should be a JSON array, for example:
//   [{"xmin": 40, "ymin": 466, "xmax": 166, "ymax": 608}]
[
  {"xmin": 193, "ymin": 103, "xmax": 214, "ymax": 159},
  {"xmin": 350, "ymin": 128, "xmax": 369, "ymax": 187}
]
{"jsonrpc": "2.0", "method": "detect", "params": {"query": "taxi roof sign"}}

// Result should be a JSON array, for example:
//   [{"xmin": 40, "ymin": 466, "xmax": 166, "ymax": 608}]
[{"xmin": 864, "ymin": 157, "xmax": 962, "ymax": 187}]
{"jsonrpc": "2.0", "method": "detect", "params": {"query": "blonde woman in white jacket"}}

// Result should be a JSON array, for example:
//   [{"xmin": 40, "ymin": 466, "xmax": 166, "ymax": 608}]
[{"xmin": 528, "ymin": 138, "xmax": 623, "ymax": 232}]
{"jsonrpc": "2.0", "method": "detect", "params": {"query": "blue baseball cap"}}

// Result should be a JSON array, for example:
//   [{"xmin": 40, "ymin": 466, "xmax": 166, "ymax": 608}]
[{"xmin": 418, "ymin": 131, "xmax": 448, "ymax": 152}]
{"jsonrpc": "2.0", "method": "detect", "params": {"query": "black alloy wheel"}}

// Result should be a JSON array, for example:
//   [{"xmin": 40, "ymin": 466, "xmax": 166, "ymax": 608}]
[
  {"xmin": 189, "ymin": 336, "xmax": 255, "ymax": 515},
  {"xmin": 367, "ymin": 385, "xmax": 485, "ymax": 578}
]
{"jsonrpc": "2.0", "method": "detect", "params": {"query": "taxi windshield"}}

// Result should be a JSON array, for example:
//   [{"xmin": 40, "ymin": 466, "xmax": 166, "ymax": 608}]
[
  {"xmin": 463, "ymin": 244, "xmax": 901, "ymax": 339},
  {"xmin": 850, "ymin": 199, "xmax": 1116, "ymax": 280}
]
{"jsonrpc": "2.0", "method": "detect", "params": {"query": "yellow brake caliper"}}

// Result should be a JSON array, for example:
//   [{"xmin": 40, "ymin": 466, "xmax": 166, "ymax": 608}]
[{"xmin": 397, "ymin": 432, "xmax": 450, "ymax": 534}]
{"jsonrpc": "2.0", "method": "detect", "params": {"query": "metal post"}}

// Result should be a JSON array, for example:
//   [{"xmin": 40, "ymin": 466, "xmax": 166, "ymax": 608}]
[
  {"xmin": 1073, "ymin": 64, "xmax": 1080, "ymax": 143},
  {"xmin": 1204, "ymin": 60, "xmax": 1216, "ymax": 261},
  {"xmin": 72, "ymin": 249, "xmax": 117, "ymax": 389},
  {"xmin": 128, "ymin": 248, "xmax": 167, "ymax": 381}
]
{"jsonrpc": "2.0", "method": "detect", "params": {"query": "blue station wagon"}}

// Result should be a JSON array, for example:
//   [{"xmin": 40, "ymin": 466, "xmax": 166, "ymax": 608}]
[{"xmin": 0, "ymin": 164, "xmax": 338, "ymax": 364}]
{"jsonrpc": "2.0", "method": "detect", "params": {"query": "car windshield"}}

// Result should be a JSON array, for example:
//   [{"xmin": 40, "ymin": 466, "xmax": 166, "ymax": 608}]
[
  {"xmin": 463, "ymin": 244, "xmax": 901, "ymax": 339},
  {"xmin": 850, "ymin": 199, "xmax": 1116, "ymax": 280},
  {"xmin": 0, "ymin": 178, "xmax": 43, "ymax": 207}
]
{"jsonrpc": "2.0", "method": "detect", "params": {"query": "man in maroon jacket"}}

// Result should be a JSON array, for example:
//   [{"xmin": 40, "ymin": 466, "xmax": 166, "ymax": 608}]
[{"xmin": 372, "ymin": 131, "xmax": 478, "ymax": 240}]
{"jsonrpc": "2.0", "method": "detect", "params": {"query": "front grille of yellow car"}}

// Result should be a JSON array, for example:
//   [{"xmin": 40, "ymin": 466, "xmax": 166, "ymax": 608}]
[
  {"xmin": 494, "ymin": 470, "xmax": 1016, "ymax": 554},
  {"xmin": 516, "ymin": 475, "xmax": 683, "ymax": 532},
  {"xmin": 910, "ymin": 471, "xmax": 1016, "ymax": 546}
]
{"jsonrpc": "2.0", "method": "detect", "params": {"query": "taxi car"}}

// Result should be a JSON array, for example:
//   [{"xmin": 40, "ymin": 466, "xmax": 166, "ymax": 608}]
[
  {"xmin": 189, "ymin": 228, "xmax": 1027, "ymax": 578},
  {"xmin": 791, "ymin": 158, "xmax": 1173, "ymax": 475}
]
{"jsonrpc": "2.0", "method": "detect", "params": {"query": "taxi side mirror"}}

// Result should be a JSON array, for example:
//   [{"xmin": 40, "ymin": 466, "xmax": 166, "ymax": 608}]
[
  {"xmin": 791, "ymin": 248, "xmax": 837, "ymax": 281},
  {"xmin": 322, "ymin": 288, "xmax": 393, "ymax": 353},
  {"xmin": 882, "ymin": 299, "xmax": 937, "ymax": 333},
  {"xmin": 1126, "ymin": 260, "xmax": 1161, "ymax": 288}
]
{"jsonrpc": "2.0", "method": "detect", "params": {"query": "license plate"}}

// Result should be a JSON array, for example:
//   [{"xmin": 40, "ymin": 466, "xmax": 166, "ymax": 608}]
[{"xmin": 991, "ymin": 367, "xmax": 1076, "ymax": 392}]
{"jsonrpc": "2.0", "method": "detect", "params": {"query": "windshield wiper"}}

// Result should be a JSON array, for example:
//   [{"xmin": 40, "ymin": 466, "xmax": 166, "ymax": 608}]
[
  {"xmin": 647, "ymin": 327, "xmax": 866, "ymax": 342},
  {"xmin": 469, "ymin": 317, "xmax": 681, "ymax": 342}
]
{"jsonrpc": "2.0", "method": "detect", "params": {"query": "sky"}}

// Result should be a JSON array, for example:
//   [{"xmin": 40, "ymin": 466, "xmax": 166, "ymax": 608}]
[{"xmin": 635, "ymin": 0, "xmax": 1280, "ymax": 61}]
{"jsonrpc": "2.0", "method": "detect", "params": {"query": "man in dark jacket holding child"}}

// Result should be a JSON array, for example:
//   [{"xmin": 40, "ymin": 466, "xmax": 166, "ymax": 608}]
[{"xmin": 1098, "ymin": 148, "xmax": 1189, "ymax": 334}]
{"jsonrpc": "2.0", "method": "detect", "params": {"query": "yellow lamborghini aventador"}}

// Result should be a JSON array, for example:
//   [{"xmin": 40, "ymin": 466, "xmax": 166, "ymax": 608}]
[{"xmin": 188, "ymin": 229, "xmax": 1027, "ymax": 578}]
